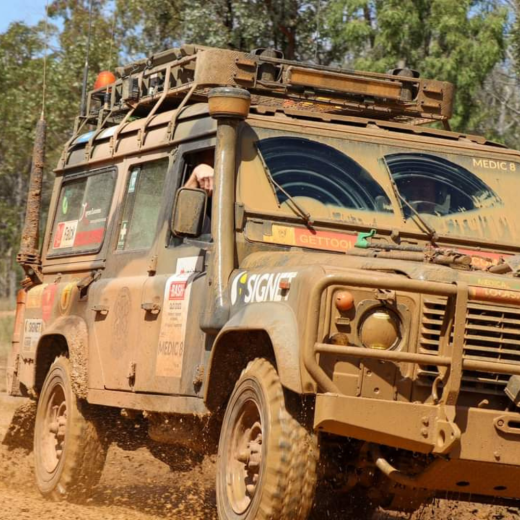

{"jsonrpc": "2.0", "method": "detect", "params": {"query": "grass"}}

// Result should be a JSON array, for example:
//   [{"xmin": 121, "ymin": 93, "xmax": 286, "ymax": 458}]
[
  {"xmin": 0, "ymin": 298, "xmax": 15, "ymax": 364},
  {"xmin": 0, "ymin": 314, "xmax": 14, "ymax": 362}
]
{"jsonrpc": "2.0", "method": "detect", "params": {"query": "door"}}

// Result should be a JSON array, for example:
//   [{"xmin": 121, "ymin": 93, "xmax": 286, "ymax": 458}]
[
  {"xmin": 90, "ymin": 154, "xmax": 171, "ymax": 391},
  {"xmin": 133, "ymin": 140, "xmax": 215, "ymax": 396}
]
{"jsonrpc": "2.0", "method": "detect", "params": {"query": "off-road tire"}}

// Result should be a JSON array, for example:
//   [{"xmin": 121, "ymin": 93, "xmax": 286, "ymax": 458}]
[
  {"xmin": 216, "ymin": 357, "xmax": 319, "ymax": 520},
  {"xmin": 34, "ymin": 356, "xmax": 107, "ymax": 501}
]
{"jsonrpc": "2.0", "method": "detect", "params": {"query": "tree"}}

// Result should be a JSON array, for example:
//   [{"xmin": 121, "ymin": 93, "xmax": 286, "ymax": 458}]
[{"xmin": 323, "ymin": 0, "xmax": 507, "ymax": 130}]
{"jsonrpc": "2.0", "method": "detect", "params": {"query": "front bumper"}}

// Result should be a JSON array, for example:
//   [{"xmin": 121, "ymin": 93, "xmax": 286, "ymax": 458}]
[{"xmin": 315, "ymin": 393, "xmax": 520, "ymax": 498}]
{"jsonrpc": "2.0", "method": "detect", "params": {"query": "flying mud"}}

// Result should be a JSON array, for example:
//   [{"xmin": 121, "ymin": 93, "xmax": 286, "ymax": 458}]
[{"xmin": 0, "ymin": 395, "xmax": 518, "ymax": 520}]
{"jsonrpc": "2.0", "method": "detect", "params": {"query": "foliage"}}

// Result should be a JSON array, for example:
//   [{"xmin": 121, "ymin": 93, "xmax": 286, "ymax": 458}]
[{"xmin": 324, "ymin": 0, "xmax": 507, "ymax": 130}]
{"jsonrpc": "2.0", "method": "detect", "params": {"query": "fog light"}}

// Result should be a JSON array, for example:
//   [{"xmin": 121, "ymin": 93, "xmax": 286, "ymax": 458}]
[{"xmin": 359, "ymin": 308, "xmax": 401, "ymax": 350}]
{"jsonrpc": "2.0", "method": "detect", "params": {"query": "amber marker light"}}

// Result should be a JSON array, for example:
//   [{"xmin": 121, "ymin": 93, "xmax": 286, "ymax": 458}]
[
  {"xmin": 335, "ymin": 291, "xmax": 354, "ymax": 312},
  {"xmin": 94, "ymin": 70, "xmax": 117, "ymax": 90}
]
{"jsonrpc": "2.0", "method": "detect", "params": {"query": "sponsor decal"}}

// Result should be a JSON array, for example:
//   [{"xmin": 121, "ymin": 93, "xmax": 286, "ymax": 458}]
[
  {"xmin": 60, "ymin": 282, "xmax": 76, "ymax": 313},
  {"xmin": 26, "ymin": 284, "xmax": 47, "ymax": 309},
  {"xmin": 128, "ymin": 169, "xmax": 139, "ymax": 193},
  {"xmin": 73, "ymin": 227, "xmax": 105, "ymax": 247},
  {"xmin": 231, "ymin": 271, "xmax": 297, "ymax": 305},
  {"xmin": 176, "ymin": 256, "xmax": 204, "ymax": 274},
  {"xmin": 470, "ymin": 286, "xmax": 520, "ymax": 303},
  {"xmin": 155, "ymin": 257, "xmax": 203, "ymax": 378},
  {"xmin": 42, "ymin": 284, "xmax": 57, "ymax": 321},
  {"xmin": 263, "ymin": 224, "xmax": 357, "ymax": 253},
  {"xmin": 23, "ymin": 319, "xmax": 44, "ymax": 352},
  {"xmin": 53, "ymin": 220, "xmax": 78, "ymax": 249}
]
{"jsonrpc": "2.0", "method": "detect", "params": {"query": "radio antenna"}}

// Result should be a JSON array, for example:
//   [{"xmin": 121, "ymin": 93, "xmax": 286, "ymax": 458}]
[{"xmin": 80, "ymin": 0, "xmax": 94, "ymax": 116}]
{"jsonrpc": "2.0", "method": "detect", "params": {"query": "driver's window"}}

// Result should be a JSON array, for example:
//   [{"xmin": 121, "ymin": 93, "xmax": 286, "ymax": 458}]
[{"xmin": 172, "ymin": 148, "xmax": 215, "ymax": 242}]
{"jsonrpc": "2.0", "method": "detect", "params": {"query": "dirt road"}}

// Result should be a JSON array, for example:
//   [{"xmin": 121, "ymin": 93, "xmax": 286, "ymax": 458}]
[{"xmin": 0, "ymin": 394, "xmax": 519, "ymax": 520}]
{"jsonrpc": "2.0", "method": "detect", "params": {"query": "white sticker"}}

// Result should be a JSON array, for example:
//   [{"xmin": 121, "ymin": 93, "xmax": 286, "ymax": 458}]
[
  {"xmin": 156, "ymin": 272, "xmax": 195, "ymax": 378},
  {"xmin": 155, "ymin": 257, "xmax": 203, "ymax": 378},
  {"xmin": 176, "ymin": 256, "xmax": 203, "ymax": 274},
  {"xmin": 128, "ymin": 169, "xmax": 139, "ymax": 193},
  {"xmin": 53, "ymin": 220, "xmax": 78, "ymax": 249},
  {"xmin": 23, "ymin": 319, "xmax": 44, "ymax": 352},
  {"xmin": 230, "ymin": 271, "xmax": 297, "ymax": 305}
]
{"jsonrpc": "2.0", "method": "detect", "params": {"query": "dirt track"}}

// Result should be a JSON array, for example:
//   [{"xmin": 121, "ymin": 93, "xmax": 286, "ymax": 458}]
[{"xmin": 1, "ymin": 395, "xmax": 519, "ymax": 520}]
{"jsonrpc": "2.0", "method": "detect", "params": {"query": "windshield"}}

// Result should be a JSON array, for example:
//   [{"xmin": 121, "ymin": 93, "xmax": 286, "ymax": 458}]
[
  {"xmin": 258, "ymin": 137, "xmax": 392, "ymax": 213},
  {"xmin": 240, "ymin": 126, "xmax": 520, "ymax": 247}
]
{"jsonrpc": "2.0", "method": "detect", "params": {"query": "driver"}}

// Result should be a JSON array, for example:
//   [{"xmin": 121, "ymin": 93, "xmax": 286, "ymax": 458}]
[
  {"xmin": 399, "ymin": 177, "xmax": 450, "ymax": 215},
  {"xmin": 184, "ymin": 149, "xmax": 215, "ymax": 195}
]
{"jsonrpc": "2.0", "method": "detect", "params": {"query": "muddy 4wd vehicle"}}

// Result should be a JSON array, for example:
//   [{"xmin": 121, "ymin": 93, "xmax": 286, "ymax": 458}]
[{"xmin": 8, "ymin": 45, "xmax": 520, "ymax": 518}]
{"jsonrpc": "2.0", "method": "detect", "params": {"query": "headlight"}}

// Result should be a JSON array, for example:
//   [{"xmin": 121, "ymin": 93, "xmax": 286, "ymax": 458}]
[{"xmin": 359, "ymin": 308, "xmax": 401, "ymax": 350}]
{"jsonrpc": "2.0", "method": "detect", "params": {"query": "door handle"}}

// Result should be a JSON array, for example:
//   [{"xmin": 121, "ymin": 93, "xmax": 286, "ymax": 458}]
[
  {"xmin": 92, "ymin": 304, "xmax": 109, "ymax": 315},
  {"xmin": 141, "ymin": 302, "xmax": 161, "ymax": 315}
]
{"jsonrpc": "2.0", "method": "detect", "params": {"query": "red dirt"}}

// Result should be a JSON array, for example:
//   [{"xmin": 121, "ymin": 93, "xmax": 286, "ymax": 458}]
[{"xmin": 0, "ymin": 396, "xmax": 519, "ymax": 520}]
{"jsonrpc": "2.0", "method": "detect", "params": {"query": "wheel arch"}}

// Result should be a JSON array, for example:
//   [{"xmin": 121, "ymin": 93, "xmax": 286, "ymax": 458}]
[
  {"xmin": 204, "ymin": 302, "xmax": 302, "ymax": 411},
  {"xmin": 35, "ymin": 315, "xmax": 89, "ymax": 399}
]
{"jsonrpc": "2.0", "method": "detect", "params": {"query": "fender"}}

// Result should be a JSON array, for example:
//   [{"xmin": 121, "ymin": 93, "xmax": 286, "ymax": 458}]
[
  {"xmin": 36, "ymin": 315, "xmax": 89, "ymax": 399},
  {"xmin": 206, "ymin": 302, "xmax": 303, "ymax": 396}
]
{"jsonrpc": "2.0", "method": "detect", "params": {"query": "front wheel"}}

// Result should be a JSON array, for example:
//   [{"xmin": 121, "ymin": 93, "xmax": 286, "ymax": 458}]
[
  {"xmin": 34, "ymin": 356, "xmax": 107, "ymax": 501},
  {"xmin": 216, "ymin": 358, "xmax": 319, "ymax": 520}
]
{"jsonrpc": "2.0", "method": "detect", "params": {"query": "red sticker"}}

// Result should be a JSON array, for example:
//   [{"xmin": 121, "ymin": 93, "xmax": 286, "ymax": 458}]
[
  {"xmin": 53, "ymin": 223, "xmax": 65, "ymax": 248},
  {"xmin": 73, "ymin": 228, "xmax": 104, "ymax": 247},
  {"xmin": 169, "ymin": 281, "xmax": 187, "ymax": 300},
  {"xmin": 42, "ymin": 284, "xmax": 57, "ymax": 321}
]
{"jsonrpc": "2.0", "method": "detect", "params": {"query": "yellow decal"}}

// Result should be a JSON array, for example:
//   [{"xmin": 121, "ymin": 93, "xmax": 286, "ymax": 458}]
[
  {"xmin": 60, "ymin": 282, "xmax": 76, "ymax": 313},
  {"xmin": 263, "ymin": 225, "xmax": 296, "ymax": 247}
]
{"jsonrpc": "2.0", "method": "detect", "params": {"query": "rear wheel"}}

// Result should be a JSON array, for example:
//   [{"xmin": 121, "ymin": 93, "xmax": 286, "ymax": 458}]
[
  {"xmin": 216, "ymin": 358, "xmax": 318, "ymax": 520},
  {"xmin": 34, "ymin": 356, "xmax": 107, "ymax": 501}
]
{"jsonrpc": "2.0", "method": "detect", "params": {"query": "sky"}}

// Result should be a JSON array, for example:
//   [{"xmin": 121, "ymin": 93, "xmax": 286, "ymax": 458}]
[{"xmin": 0, "ymin": 0, "xmax": 48, "ymax": 33}]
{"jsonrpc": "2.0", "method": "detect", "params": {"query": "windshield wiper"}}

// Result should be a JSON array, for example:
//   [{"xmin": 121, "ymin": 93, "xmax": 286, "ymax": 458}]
[
  {"xmin": 256, "ymin": 144, "xmax": 314, "ymax": 228},
  {"xmin": 382, "ymin": 157, "xmax": 438, "ymax": 242}
]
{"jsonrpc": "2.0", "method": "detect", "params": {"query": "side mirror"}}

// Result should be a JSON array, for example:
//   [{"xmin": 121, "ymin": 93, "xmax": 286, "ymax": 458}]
[{"xmin": 172, "ymin": 188, "xmax": 208, "ymax": 237}]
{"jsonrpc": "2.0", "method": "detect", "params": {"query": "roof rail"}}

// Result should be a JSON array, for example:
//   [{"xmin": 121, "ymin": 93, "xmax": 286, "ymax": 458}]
[{"xmin": 74, "ymin": 45, "xmax": 455, "ymax": 139}]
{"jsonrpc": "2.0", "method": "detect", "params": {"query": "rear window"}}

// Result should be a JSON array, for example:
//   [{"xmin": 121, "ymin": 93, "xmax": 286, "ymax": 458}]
[{"xmin": 48, "ymin": 168, "xmax": 116, "ymax": 257}]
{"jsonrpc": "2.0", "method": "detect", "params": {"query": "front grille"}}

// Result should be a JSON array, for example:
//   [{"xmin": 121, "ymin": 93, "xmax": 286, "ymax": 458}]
[{"xmin": 418, "ymin": 298, "xmax": 520, "ymax": 396}]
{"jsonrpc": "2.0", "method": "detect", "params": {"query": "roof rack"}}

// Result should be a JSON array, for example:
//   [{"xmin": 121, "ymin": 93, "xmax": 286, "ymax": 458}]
[{"xmin": 74, "ymin": 45, "xmax": 455, "ymax": 139}]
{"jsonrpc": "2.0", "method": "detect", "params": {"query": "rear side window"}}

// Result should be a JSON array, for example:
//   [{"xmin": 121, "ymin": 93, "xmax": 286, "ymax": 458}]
[
  {"xmin": 117, "ymin": 159, "xmax": 168, "ymax": 251},
  {"xmin": 48, "ymin": 168, "xmax": 116, "ymax": 257}
]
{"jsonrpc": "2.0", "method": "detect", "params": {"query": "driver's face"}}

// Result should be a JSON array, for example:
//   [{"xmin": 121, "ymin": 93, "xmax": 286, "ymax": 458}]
[{"xmin": 405, "ymin": 178, "xmax": 437, "ymax": 202}]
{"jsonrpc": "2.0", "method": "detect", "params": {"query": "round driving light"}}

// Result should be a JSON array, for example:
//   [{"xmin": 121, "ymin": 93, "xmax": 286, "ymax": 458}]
[
  {"xmin": 359, "ymin": 309, "xmax": 401, "ymax": 350},
  {"xmin": 335, "ymin": 291, "xmax": 354, "ymax": 312}
]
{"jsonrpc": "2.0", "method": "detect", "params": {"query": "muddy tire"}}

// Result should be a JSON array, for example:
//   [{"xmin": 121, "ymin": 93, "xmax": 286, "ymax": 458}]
[
  {"xmin": 33, "ymin": 356, "xmax": 107, "ymax": 501},
  {"xmin": 216, "ymin": 358, "xmax": 318, "ymax": 520}
]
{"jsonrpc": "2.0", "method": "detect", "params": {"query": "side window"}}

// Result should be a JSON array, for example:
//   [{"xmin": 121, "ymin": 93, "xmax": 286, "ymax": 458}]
[
  {"xmin": 117, "ymin": 159, "xmax": 168, "ymax": 251},
  {"xmin": 176, "ymin": 148, "xmax": 214, "ymax": 239},
  {"xmin": 48, "ymin": 168, "xmax": 116, "ymax": 257}
]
